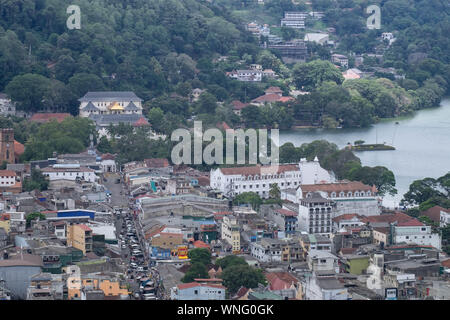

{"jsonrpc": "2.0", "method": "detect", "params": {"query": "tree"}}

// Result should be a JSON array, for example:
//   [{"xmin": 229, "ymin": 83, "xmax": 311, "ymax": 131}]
[
  {"xmin": 345, "ymin": 166, "xmax": 397, "ymax": 196},
  {"xmin": 5, "ymin": 74, "xmax": 51, "ymax": 112},
  {"xmin": 233, "ymin": 192, "xmax": 262, "ymax": 210},
  {"xmin": 292, "ymin": 60, "xmax": 344, "ymax": 90},
  {"xmin": 220, "ymin": 264, "xmax": 266, "ymax": 295},
  {"xmin": 269, "ymin": 183, "xmax": 281, "ymax": 199},
  {"xmin": 26, "ymin": 212, "xmax": 46, "ymax": 228},
  {"xmin": 181, "ymin": 262, "xmax": 209, "ymax": 283},
  {"xmin": 23, "ymin": 169, "xmax": 49, "ymax": 191},
  {"xmin": 215, "ymin": 255, "xmax": 247, "ymax": 270},
  {"xmin": 188, "ymin": 248, "xmax": 211, "ymax": 266}
]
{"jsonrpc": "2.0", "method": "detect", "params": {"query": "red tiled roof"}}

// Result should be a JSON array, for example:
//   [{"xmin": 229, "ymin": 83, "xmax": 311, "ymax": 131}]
[
  {"xmin": 193, "ymin": 278, "xmax": 222, "ymax": 282},
  {"xmin": 144, "ymin": 158, "xmax": 169, "ymax": 168},
  {"xmin": 219, "ymin": 164, "xmax": 299, "ymax": 177},
  {"xmin": 276, "ymin": 209, "xmax": 297, "ymax": 217},
  {"xmin": 193, "ymin": 240, "xmax": 210, "ymax": 249},
  {"xmin": 279, "ymin": 97, "xmax": 294, "ymax": 103},
  {"xmin": 0, "ymin": 170, "xmax": 16, "ymax": 177},
  {"xmin": 231, "ymin": 100, "xmax": 249, "ymax": 110},
  {"xmin": 441, "ymin": 259, "xmax": 450, "ymax": 268},
  {"xmin": 30, "ymin": 113, "xmax": 71, "ymax": 123},
  {"xmin": 234, "ymin": 286, "xmax": 250, "ymax": 299},
  {"xmin": 265, "ymin": 272, "xmax": 299, "ymax": 291},
  {"xmin": 101, "ymin": 153, "xmax": 115, "ymax": 160},
  {"xmin": 397, "ymin": 219, "xmax": 424, "ymax": 227},
  {"xmin": 373, "ymin": 227, "xmax": 389, "ymax": 234},
  {"xmin": 361, "ymin": 212, "xmax": 416, "ymax": 225},
  {"xmin": 300, "ymin": 181, "xmax": 376, "ymax": 196},
  {"xmin": 265, "ymin": 86, "xmax": 282, "ymax": 94},
  {"xmin": 177, "ymin": 282, "xmax": 225, "ymax": 290},
  {"xmin": 133, "ymin": 117, "xmax": 150, "ymax": 127},
  {"xmin": 340, "ymin": 247, "xmax": 357, "ymax": 255},
  {"xmin": 252, "ymin": 93, "xmax": 284, "ymax": 103},
  {"xmin": 14, "ymin": 140, "xmax": 25, "ymax": 157},
  {"xmin": 78, "ymin": 224, "xmax": 92, "ymax": 232},
  {"xmin": 421, "ymin": 206, "xmax": 450, "ymax": 223},
  {"xmin": 332, "ymin": 213, "xmax": 362, "ymax": 223}
]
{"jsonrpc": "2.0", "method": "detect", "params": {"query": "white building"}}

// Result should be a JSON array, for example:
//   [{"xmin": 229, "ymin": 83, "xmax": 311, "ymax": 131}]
[
  {"xmin": 296, "ymin": 181, "xmax": 381, "ymax": 217},
  {"xmin": 78, "ymin": 92, "xmax": 143, "ymax": 117},
  {"xmin": 297, "ymin": 193, "xmax": 335, "ymax": 237},
  {"xmin": 393, "ymin": 221, "xmax": 441, "ymax": 250},
  {"xmin": 304, "ymin": 274, "xmax": 348, "ymax": 300},
  {"xmin": 366, "ymin": 254, "xmax": 384, "ymax": 294},
  {"xmin": 307, "ymin": 250, "xmax": 339, "ymax": 274},
  {"xmin": 304, "ymin": 33, "xmax": 329, "ymax": 45},
  {"xmin": 0, "ymin": 170, "xmax": 17, "ymax": 187},
  {"xmin": 331, "ymin": 54, "xmax": 349, "ymax": 68},
  {"xmin": 250, "ymin": 238, "xmax": 283, "ymax": 263},
  {"xmin": 210, "ymin": 158, "xmax": 334, "ymax": 198},
  {"xmin": 42, "ymin": 164, "xmax": 98, "ymax": 183},
  {"xmin": 0, "ymin": 93, "xmax": 15, "ymax": 117},
  {"xmin": 227, "ymin": 70, "xmax": 262, "ymax": 82},
  {"xmin": 170, "ymin": 283, "xmax": 226, "ymax": 300}
]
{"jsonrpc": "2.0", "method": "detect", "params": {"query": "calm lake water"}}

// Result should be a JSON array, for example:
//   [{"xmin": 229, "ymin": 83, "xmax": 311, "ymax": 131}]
[{"xmin": 279, "ymin": 98, "xmax": 450, "ymax": 208}]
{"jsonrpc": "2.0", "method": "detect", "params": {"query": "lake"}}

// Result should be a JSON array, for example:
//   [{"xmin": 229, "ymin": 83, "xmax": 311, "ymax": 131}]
[{"xmin": 279, "ymin": 98, "xmax": 450, "ymax": 208}]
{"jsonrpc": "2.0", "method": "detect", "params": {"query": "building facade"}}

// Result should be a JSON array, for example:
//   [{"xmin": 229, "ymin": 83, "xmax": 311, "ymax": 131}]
[{"xmin": 79, "ymin": 91, "xmax": 143, "ymax": 117}]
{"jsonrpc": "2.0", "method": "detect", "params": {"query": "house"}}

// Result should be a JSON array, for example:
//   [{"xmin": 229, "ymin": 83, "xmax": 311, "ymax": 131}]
[
  {"xmin": 332, "ymin": 213, "xmax": 365, "ymax": 232},
  {"xmin": 250, "ymin": 238, "xmax": 284, "ymax": 262},
  {"xmin": 265, "ymin": 271, "xmax": 302, "ymax": 299},
  {"xmin": 149, "ymin": 227, "xmax": 184, "ymax": 250},
  {"xmin": 262, "ymin": 69, "xmax": 277, "ymax": 78},
  {"xmin": 227, "ymin": 70, "xmax": 262, "ymax": 82},
  {"xmin": 342, "ymin": 68, "xmax": 363, "ymax": 80},
  {"xmin": 307, "ymin": 250, "xmax": 339, "ymax": 274},
  {"xmin": 264, "ymin": 86, "xmax": 283, "ymax": 96},
  {"xmin": 0, "ymin": 93, "xmax": 16, "ymax": 117},
  {"xmin": 267, "ymin": 40, "xmax": 308, "ymax": 63},
  {"xmin": 304, "ymin": 33, "xmax": 329, "ymax": 45},
  {"xmin": 231, "ymin": 100, "xmax": 250, "ymax": 116},
  {"xmin": 421, "ymin": 206, "xmax": 450, "ymax": 227},
  {"xmin": 170, "ymin": 282, "xmax": 226, "ymax": 300},
  {"xmin": 304, "ymin": 274, "xmax": 348, "ymax": 300},
  {"xmin": 331, "ymin": 54, "xmax": 349, "ymax": 68},
  {"xmin": 29, "ymin": 113, "xmax": 72, "ymax": 124},
  {"xmin": 299, "ymin": 234, "xmax": 332, "ymax": 258},
  {"xmin": 0, "ymin": 170, "xmax": 22, "ymax": 194},
  {"xmin": 340, "ymin": 255, "xmax": 370, "ymax": 275},
  {"xmin": 100, "ymin": 153, "xmax": 117, "ymax": 173},
  {"xmin": 78, "ymin": 91, "xmax": 143, "ymax": 117},
  {"xmin": 210, "ymin": 158, "xmax": 333, "ymax": 198}
]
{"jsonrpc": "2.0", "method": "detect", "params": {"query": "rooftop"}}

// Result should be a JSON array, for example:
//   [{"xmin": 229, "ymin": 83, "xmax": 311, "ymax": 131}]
[{"xmin": 79, "ymin": 91, "xmax": 142, "ymax": 102}]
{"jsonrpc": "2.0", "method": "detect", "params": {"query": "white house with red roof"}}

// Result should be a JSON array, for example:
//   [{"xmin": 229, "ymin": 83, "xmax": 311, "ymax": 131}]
[
  {"xmin": 295, "ymin": 180, "xmax": 381, "ymax": 217},
  {"xmin": 210, "ymin": 157, "xmax": 334, "ymax": 198},
  {"xmin": 393, "ymin": 219, "xmax": 441, "ymax": 250},
  {"xmin": 170, "ymin": 282, "xmax": 226, "ymax": 300}
]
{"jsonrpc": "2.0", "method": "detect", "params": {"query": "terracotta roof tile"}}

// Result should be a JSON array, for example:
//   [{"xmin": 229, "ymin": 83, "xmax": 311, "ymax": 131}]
[
  {"xmin": 30, "ymin": 113, "xmax": 72, "ymax": 123},
  {"xmin": 219, "ymin": 164, "xmax": 299, "ymax": 177}
]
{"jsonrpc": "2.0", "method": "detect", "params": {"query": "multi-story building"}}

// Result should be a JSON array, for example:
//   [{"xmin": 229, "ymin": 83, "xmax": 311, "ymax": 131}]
[
  {"xmin": 66, "ymin": 224, "xmax": 93, "ymax": 255},
  {"xmin": 296, "ymin": 181, "xmax": 381, "ymax": 217},
  {"xmin": 78, "ymin": 91, "xmax": 143, "ymax": 117},
  {"xmin": 331, "ymin": 54, "xmax": 349, "ymax": 68},
  {"xmin": 307, "ymin": 250, "xmax": 339, "ymax": 274},
  {"xmin": 392, "ymin": 220, "xmax": 441, "ymax": 250},
  {"xmin": 250, "ymin": 238, "xmax": 283, "ymax": 263},
  {"xmin": 266, "ymin": 208, "xmax": 298, "ymax": 234},
  {"xmin": 221, "ymin": 215, "xmax": 240, "ymax": 253},
  {"xmin": 297, "ymin": 192, "xmax": 336, "ymax": 237},
  {"xmin": 210, "ymin": 158, "xmax": 334, "ymax": 198},
  {"xmin": 280, "ymin": 12, "xmax": 306, "ymax": 29},
  {"xmin": 267, "ymin": 40, "xmax": 308, "ymax": 63},
  {"xmin": 0, "ymin": 129, "xmax": 15, "ymax": 164}
]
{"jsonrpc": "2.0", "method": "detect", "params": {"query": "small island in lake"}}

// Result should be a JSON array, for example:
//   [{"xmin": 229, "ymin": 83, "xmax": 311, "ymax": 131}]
[{"xmin": 347, "ymin": 140, "xmax": 396, "ymax": 151}]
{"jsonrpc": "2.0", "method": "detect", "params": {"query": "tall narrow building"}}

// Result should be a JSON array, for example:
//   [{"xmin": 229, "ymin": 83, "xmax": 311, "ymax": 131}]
[{"xmin": 0, "ymin": 128, "xmax": 15, "ymax": 164}]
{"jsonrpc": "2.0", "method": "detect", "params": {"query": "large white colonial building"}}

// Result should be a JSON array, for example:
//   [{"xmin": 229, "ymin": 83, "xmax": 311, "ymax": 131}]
[
  {"xmin": 78, "ymin": 91, "xmax": 143, "ymax": 117},
  {"xmin": 293, "ymin": 181, "xmax": 382, "ymax": 217},
  {"xmin": 210, "ymin": 158, "xmax": 334, "ymax": 198}
]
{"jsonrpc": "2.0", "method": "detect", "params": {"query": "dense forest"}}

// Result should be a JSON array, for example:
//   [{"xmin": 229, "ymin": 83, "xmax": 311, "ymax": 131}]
[{"xmin": 1, "ymin": 0, "xmax": 448, "ymax": 129}]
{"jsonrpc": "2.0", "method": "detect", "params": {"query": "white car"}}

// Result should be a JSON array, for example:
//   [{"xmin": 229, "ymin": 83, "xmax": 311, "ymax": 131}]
[{"xmin": 130, "ymin": 263, "xmax": 138, "ymax": 268}]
